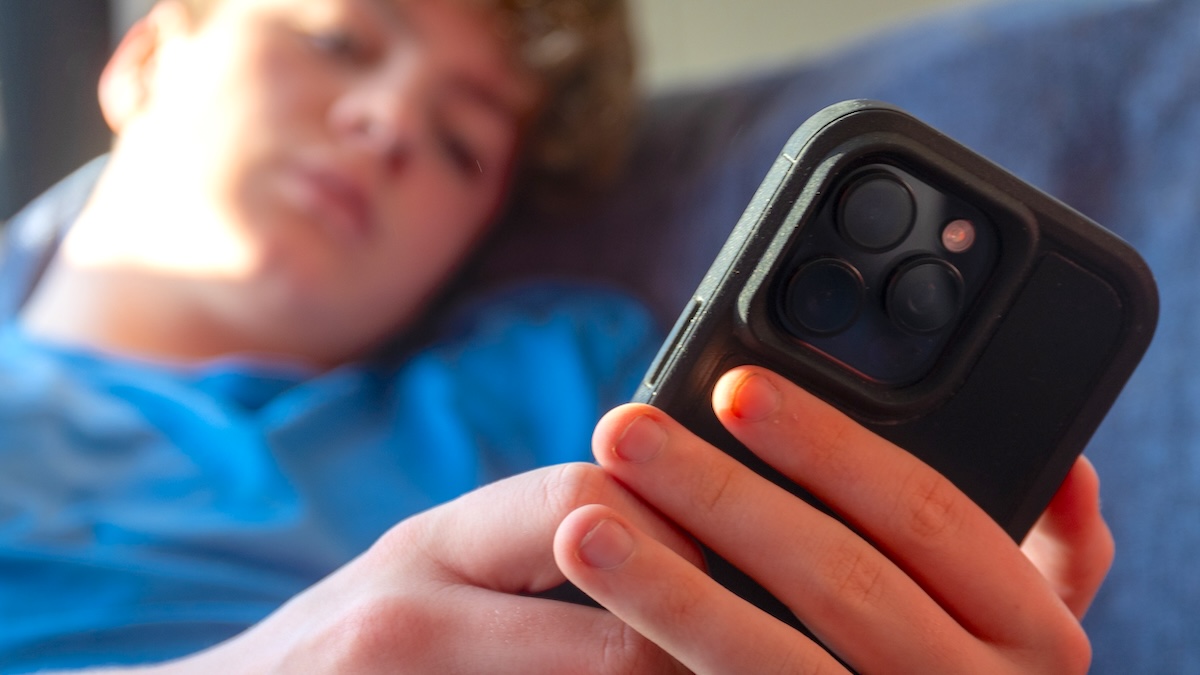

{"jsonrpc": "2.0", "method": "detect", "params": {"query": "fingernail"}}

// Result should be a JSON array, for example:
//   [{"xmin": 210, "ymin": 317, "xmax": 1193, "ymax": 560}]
[
  {"xmin": 578, "ymin": 519, "xmax": 634, "ymax": 570},
  {"xmin": 731, "ymin": 372, "xmax": 780, "ymax": 422},
  {"xmin": 614, "ymin": 415, "xmax": 666, "ymax": 463}
]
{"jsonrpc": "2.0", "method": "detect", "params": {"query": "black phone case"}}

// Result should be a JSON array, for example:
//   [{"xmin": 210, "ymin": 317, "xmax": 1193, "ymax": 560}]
[{"xmin": 632, "ymin": 100, "xmax": 1158, "ymax": 632}]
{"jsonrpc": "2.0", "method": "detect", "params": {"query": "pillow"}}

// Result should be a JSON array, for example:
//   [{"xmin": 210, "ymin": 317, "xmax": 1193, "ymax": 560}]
[
  {"xmin": 480, "ymin": 0, "xmax": 1194, "ymax": 325},
  {"xmin": 0, "ymin": 156, "xmax": 104, "ymax": 319}
]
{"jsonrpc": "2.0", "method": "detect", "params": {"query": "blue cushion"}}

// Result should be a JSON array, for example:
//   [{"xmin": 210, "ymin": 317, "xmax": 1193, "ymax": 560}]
[{"xmin": 478, "ymin": 0, "xmax": 1200, "ymax": 670}]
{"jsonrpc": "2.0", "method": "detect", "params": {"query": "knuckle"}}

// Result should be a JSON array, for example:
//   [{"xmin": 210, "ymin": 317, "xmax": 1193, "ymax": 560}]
[
  {"xmin": 693, "ymin": 459, "xmax": 738, "ymax": 517},
  {"xmin": 540, "ymin": 461, "xmax": 610, "ymax": 516},
  {"xmin": 369, "ymin": 516, "xmax": 452, "ymax": 584},
  {"xmin": 369, "ymin": 519, "xmax": 423, "ymax": 571},
  {"xmin": 802, "ymin": 413, "xmax": 858, "ymax": 483},
  {"xmin": 571, "ymin": 611, "xmax": 683, "ymax": 675},
  {"xmin": 631, "ymin": 569, "xmax": 711, "ymax": 637},
  {"xmin": 897, "ymin": 468, "xmax": 966, "ymax": 542},
  {"xmin": 1010, "ymin": 621, "xmax": 1093, "ymax": 675},
  {"xmin": 816, "ymin": 540, "xmax": 887, "ymax": 612},
  {"xmin": 1040, "ymin": 621, "xmax": 1093, "ymax": 674},
  {"xmin": 296, "ymin": 595, "xmax": 437, "ymax": 671},
  {"xmin": 1061, "ymin": 627, "xmax": 1094, "ymax": 674},
  {"xmin": 660, "ymin": 575, "xmax": 710, "ymax": 623},
  {"xmin": 595, "ymin": 619, "xmax": 663, "ymax": 674}
]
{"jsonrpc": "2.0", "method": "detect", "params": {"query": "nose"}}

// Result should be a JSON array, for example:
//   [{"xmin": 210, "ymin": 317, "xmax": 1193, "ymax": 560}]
[{"xmin": 329, "ymin": 56, "xmax": 429, "ymax": 172}]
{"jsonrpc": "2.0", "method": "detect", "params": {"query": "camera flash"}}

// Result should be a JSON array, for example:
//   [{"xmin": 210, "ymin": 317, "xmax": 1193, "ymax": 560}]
[{"xmin": 942, "ymin": 219, "xmax": 976, "ymax": 253}]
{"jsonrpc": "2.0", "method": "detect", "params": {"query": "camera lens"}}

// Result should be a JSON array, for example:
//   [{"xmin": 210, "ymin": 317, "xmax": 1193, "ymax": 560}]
[
  {"xmin": 887, "ymin": 259, "xmax": 964, "ymax": 334},
  {"xmin": 839, "ymin": 173, "xmax": 915, "ymax": 251},
  {"xmin": 782, "ymin": 258, "xmax": 864, "ymax": 335}
]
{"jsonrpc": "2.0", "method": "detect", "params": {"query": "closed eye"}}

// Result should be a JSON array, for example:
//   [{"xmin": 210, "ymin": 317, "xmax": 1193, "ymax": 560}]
[
  {"xmin": 308, "ymin": 29, "xmax": 373, "ymax": 64},
  {"xmin": 436, "ymin": 129, "xmax": 484, "ymax": 179}
]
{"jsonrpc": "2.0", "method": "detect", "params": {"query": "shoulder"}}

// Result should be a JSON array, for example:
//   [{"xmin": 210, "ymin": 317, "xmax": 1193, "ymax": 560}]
[
  {"xmin": 430, "ymin": 281, "xmax": 661, "ymax": 384},
  {"xmin": 431, "ymin": 280, "xmax": 661, "ymax": 390},
  {"xmin": 384, "ymin": 281, "xmax": 662, "ymax": 471},
  {"xmin": 441, "ymin": 281, "xmax": 657, "ymax": 339}
]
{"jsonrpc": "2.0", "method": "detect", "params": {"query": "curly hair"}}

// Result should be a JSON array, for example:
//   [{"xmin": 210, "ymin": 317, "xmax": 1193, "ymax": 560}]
[{"xmin": 174, "ymin": 0, "xmax": 636, "ymax": 213}]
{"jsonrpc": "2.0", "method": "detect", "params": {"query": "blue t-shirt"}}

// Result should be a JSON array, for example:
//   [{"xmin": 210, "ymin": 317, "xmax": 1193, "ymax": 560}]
[{"xmin": 0, "ymin": 284, "xmax": 658, "ymax": 673}]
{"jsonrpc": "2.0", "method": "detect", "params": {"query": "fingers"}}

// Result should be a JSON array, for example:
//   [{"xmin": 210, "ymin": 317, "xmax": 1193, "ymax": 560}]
[
  {"xmin": 402, "ymin": 589, "xmax": 692, "ymax": 674},
  {"xmin": 707, "ymin": 367, "xmax": 1084, "ymax": 649},
  {"xmin": 555, "ymin": 503, "xmax": 845, "ymax": 675},
  {"xmin": 587, "ymin": 365, "xmax": 1093, "ymax": 672},
  {"xmin": 389, "ymin": 465, "xmax": 696, "ymax": 674},
  {"xmin": 224, "ymin": 552, "xmax": 691, "ymax": 675},
  {"xmin": 1020, "ymin": 456, "xmax": 1114, "ymax": 619},
  {"xmin": 213, "ymin": 464, "xmax": 704, "ymax": 675},
  {"xmin": 588, "ymin": 402, "xmax": 977, "ymax": 673},
  {"xmin": 394, "ymin": 462, "xmax": 702, "ymax": 594}
]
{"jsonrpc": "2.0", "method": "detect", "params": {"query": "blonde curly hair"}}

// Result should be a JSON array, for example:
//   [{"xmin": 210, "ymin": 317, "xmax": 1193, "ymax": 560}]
[{"xmin": 175, "ymin": 0, "xmax": 636, "ymax": 212}]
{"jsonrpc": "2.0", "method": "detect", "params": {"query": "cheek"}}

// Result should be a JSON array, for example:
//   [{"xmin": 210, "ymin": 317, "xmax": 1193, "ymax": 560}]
[
  {"xmin": 373, "ymin": 180, "xmax": 500, "ymax": 286},
  {"xmin": 195, "ymin": 42, "xmax": 336, "ymax": 220},
  {"xmin": 407, "ymin": 198, "xmax": 492, "ymax": 268},
  {"xmin": 250, "ymin": 42, "xmax": 334, "ymax": 132}
]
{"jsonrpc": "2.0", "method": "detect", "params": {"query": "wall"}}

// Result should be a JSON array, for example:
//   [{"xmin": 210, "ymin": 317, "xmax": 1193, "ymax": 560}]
[
  {"xmin": 0, "ymin": 1, "xmax": 112, "ymax": 221},
  {"xmin": 633, "ymin": 0, "xmax": 992, "ymax": 89},
  {"xmin": 109, "ymin": 0, "xmax": 991, "ymax": 89}
]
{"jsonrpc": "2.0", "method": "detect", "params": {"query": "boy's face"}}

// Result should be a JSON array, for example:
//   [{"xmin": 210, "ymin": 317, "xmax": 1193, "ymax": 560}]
[{"xmin": 106, "ymin": 0, "xmax": 540, "ymax": 362}]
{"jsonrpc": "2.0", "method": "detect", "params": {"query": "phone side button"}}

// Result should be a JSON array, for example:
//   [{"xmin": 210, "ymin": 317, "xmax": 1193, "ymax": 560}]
[{"xmin": 645, "ymin": 296, "xmax": 705, "ymax": 390}]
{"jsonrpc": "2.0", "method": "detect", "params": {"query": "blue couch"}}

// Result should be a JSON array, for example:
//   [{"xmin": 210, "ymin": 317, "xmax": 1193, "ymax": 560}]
[
  {"xmin": 474, "ymin": 0, "xmax": 1200, "ymax": 670},
  {"xmin": 4, "ymin": 0, "xmax": 1197, "ymax": 670}
]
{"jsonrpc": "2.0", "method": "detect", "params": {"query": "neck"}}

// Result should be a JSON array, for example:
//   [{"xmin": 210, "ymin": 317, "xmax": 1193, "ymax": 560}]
[
  {"xmin": 20, "ymin": 255, "xmax": 277, "ymax": 368},
  {"xmin": 17, "ymin": 164, "xmax": 323, "ymax": 369}
]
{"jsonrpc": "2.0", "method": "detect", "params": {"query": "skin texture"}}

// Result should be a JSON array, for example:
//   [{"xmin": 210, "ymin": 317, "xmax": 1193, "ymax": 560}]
[
  {"xmin": 131, "ymin": 464, "xmax": 700, "ymax": 674},
  {"xmin": 21, "ymin": 0, "xmax": 540, "ymax": 368},
  {"xmin": 555, "ymin": 366, "xmax": 1113, "ymax": 674}
]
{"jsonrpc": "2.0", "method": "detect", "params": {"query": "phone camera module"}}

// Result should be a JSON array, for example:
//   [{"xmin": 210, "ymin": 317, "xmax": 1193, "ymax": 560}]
[
  {"xmin": 771, "ymin": 162, "xmax": 996, "ymax": 384},
  {"xmin": 886, "ymin": 258, "xmax": 965, "ymax": 334},
  {"xmin": 782, "ymin": 258, "xmax": 864, "ymax": 335},
  {"xmin": 839, "ymin": 173, "xmax": 916, "ymax": 251}
]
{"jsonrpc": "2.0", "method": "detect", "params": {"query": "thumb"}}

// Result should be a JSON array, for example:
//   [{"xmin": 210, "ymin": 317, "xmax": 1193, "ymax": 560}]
[{"xmin": 403, "ymin": 463, "xmax": 701, "ymax": 594}]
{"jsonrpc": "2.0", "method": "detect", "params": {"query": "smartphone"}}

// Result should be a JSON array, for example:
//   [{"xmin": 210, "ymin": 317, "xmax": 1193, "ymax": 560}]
[{"xmin": 633, "ymin": 100, "xmax": 1158, "ymax": 632}]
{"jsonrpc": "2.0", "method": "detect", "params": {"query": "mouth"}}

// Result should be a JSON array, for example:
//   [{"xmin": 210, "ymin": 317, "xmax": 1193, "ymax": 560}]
[{"xmin": 282, "ymin": 163, "xmax": 374, "ymax": 242}]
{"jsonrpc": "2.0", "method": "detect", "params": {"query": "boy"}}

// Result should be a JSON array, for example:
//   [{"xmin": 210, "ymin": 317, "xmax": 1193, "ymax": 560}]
[{"xmin": 0, "ymin": 0, "xmax": 1111, "ymax": 672}]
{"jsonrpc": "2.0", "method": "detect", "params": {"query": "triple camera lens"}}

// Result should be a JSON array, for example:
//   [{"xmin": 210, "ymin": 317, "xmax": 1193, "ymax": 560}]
[{"xmin": 782, "ymin": 171, "xmax": 966, "ymax": 337}]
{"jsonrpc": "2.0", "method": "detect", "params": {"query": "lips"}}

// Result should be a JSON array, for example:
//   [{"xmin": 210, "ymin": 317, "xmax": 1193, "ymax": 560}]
[{"xmin": 283, "ymin": 163, "xmax": 374, "ymax": 242}]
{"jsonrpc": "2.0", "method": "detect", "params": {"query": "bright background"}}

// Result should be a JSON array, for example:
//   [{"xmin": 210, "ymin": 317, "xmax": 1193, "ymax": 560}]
[
  {"xmin": 0, "ymin": 0, "xmax": 995, "ymax": 220},
  {"xmin": 630, "ymin": 0, "xmax": 992, "ymax": 89},
  {"xmin": 111, "ymin": 0, "xmax": 993, "ymax": 89}
]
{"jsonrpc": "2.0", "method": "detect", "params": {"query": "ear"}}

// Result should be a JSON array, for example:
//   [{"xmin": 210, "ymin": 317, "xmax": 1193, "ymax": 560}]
[{"xmin": 98, "ymin": 0, "xmax": 195, "ymax": 134}]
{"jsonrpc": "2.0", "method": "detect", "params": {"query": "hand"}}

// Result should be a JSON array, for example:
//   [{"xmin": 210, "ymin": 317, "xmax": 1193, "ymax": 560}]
[
  {"xmin": 145, "ymin": 464, "xmax": 699, "ymax": 674},
  {"xmin": 555, "ymin": 365, "xmax": 1108, "ymax": 674},
  {"xmin": 1020, "ymin": 455, "xmax": 1114, "ymax": 619}
]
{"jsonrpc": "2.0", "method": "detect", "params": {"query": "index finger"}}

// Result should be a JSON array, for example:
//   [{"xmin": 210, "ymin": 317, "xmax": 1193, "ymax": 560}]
[{"xmin": 711, "ymin": 366, "xmax": 1083, "ymax": 650}]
